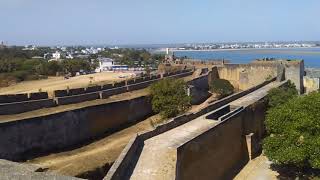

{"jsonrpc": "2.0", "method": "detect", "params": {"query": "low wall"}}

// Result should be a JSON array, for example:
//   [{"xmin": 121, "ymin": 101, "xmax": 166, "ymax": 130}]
[
  {"xmin": 102, "ymin": 84, "xmax": 113, "ymax": 90},
  {"xmin": 85, "ymin": 85, "xmax": 102, "ymax": 93},
  {"xmin": 29, "ymin": 92, "xmax": 49, "ymax": 100},
  {"xmin": 0, "ymin": 99, "xmax": 56, "ymax": 115},
  {"xmin": 114, "ymin": 81, "xmax": 126, "ymax": 88},
  {"xmin": 53, "ymin": 90, "xmax": 68, "ymax": 97},
  {"xmin": 0, "ymin": 71, "xmax": 194, "ymax": 115},
  {"xmin": 0, "ymin": 92, "xmax": 49, "ymax": 103},
  {"xmin": 105, "ymin": 78, "xmax": 276, "ymax": 180},
  {"xmin": 101, "ymin": 87, "xmax": 128, "ymax": 99},
  {"xmin": 0, "ymin": 96, "xmax": 152, "ymax": 161},
  {"xmin": 304, "ymin": 76, "xmax": 320, "ymax": 94},
  {"xmin": 127, "ymin": 80, "xmax": 156, "ymax": 92},
  {"xmin": 176, "ymin": 110, "xmax": 248, "ymax": 180},
  {"xmin": 0, "ymin": 93, "xmax": 29, "ymax": 103},
  {"xmin": 55, "ymin": 92, "xmax": 101, "ymax": 105},
  {"xmin": 68, "ymin": 88, "xmax": 86, "ymax": 96},
  {"xmin": 134, "ymin": 77, "xmax": 144, "ymax": 83},
  {"xmin": 126, "ymin": 79, "xmax": 135, "ymax": 85}
]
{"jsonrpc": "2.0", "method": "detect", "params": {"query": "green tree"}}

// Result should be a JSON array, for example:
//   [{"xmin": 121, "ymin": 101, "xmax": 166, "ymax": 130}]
[
  {"xmin": 46, "ymin": 61, "xmax": 62, "ymax": 76},
  {"xmin": 209, "ymin": 79, "xmax": 234, "ymax": 97},
  {"xmin": 266, "ymin": 81, "xmax": 298, "ymax": 108},
  {"xmin": 150, "ymin": 78, "xmax": 191, "ymax": 119},
  {"xmin": 263, "ymin": 92, "xmax": 320, "ymax": 169}
]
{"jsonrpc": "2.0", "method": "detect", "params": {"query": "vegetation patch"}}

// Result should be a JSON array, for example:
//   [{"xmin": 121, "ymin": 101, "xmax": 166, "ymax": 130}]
[
  {"xmin": 150, "ymin": 78, "xmax": 191, "ymax": 119},
  {"xmin": 209, "ymin": 79, "xmax": 234, "ymax": 97},
  {"xmin": 263, "ymin": 82, "xmax": 320, "ymax": 178}
]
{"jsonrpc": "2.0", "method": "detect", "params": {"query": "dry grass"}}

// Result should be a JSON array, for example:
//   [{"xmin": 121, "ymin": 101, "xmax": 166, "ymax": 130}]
[{"xmin": 0, "ymin": 72, "xmax": 135, "ymax": 96}]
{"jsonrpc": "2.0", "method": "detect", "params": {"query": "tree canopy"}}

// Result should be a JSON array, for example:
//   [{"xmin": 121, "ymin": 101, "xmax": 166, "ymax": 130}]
[
  {"xmin": 209, "ymin": 79, "xmax": 234, "ymax": 97},
  {"xmin": 150, "ymin": 78, "xmax": 191, "ymax": 119},
  {"xmin": 263, "ymin": 82, "xmax": 320, "ymax": 171},
  {"xmin": 266, "ymin": 81, "xmax": 298, "ymax": 108}
]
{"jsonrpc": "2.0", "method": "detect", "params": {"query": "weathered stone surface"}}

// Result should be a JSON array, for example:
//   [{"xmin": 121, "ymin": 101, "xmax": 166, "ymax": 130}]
[{"xmin": 0, "ymin": 159, "xmax": 82, "ymax": 180}]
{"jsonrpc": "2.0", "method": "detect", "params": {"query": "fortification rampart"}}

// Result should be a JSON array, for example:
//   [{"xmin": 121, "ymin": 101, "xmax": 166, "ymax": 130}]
[
  {"xmin": 0, "ymin": 70, "xmax": 193, "ymax": 115},
  {"xmin": 176, "ymin": 107, "xmax": 247, "ymax": 180},
  {"xmin": 218, "ymin": 60, "xmax": 304, "ymax": 93},
  {"xmin": 0, "ymin": 96, "xmax": 152, "ymax": 161},
  {"xmin": 104, "ymin": 78, "xmax": 277, "ymax": 180}
]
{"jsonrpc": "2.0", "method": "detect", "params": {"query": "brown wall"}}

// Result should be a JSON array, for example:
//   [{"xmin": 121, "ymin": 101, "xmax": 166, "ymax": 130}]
[
  {"xmin": 0, "ymin": 99, "xmax": 56, "ymax": 115},
  {"xmin": 28, "ymin": 92, "xmax": 49, "ymax": 100},
  {"xmin": 0, "ymin": 96, "xmax": 152, "ymax": 161},
  {"xmin": 177, "ymin": 111, "xmax": 248, "ymax": 180},
  {"xmin": 218, "ymin": 64, "xmax": 277, "ymax": 90},
  {"xmin": 0, "ymin": 93, "xmax": 29, "ymax": 103},
  {"xmin": 176, "ymin": 99, "xmax": 267, "ymax": 180},
  {"xmin": 56, "ymin": 92, "xmax": 101, "ymax": 105}
]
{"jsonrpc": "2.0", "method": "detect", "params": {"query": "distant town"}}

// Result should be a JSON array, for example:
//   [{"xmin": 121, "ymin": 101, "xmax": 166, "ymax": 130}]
[{"xmin": 157, "ymin": 41, "xmax": 320, "ymax": 51}]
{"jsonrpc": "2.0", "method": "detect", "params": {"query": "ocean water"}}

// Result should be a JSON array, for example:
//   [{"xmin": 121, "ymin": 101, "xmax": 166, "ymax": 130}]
[{"xmin": 173, "ymin": 48, "xmax": 320, "ymax": 68}]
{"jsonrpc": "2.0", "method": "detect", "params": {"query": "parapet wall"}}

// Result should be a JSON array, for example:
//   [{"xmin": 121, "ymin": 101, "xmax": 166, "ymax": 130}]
[
  {"xmin": 104, "ymin": 78, "xmax": 276, "ymax": 180},
  {"xmin": 0, "ymin": 92, "xmax": 49, "ymax": 103},
  {"xmin": 218, "ymin": 60, "xmax": 304, "ymax": 93},
  {"xmin": 304, "ymin": 76, "xmax": 320, "ymax": 94},
  {"xmin": 218, "ymin": 64, "xmax": 277, "ymax": 90},
  {"xmin": 0, "ymin": 96, "xmax": 152, "ymax": 161},
  {"xmin": 176, "ymin": 109, "xmax": 248, "ymax": 180},
  {"xmin": 0, "ymin": 71, "xmax": 194, "ymax": 115},
  {"xmin": 0, "ymin": 99, "xmax": 56, "ymax": 115}
]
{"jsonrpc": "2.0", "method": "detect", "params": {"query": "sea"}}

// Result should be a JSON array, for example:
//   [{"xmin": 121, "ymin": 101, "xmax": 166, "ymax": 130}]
[{"xmin": 173, "ymin": 48, "xmax": 320, "ymax": 68}]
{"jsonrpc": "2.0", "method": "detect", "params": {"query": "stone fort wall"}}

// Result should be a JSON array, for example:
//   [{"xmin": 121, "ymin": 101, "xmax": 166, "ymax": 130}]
[
  {"xmin": 217, "ymin": 60, "xmax": 304, "ymax": 93},
  {"xmin": 0, "ymin": 70, "xmax": 194, "ymax": 115},
  {"xmin": 0, "ymin": 96, "xmax": 152, "ymax": 161},
  {"xmin": 104, "ymin": 78, "xmax": 277, "ymax": 180}
]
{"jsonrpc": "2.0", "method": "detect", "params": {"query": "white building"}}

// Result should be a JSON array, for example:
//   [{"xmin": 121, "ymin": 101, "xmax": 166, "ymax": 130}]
[
  {"xmin": 52, "ymin": 51, "xmax": 61, "ymax": 60},
  {"xmin": 95, "ymin": 58, "xmax": 114, "ymax": 72}
]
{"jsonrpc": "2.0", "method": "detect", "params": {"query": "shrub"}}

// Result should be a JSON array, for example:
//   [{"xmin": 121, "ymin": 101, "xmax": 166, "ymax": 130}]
[
  {"xmin": 263, "ymin": 92, "xmax": 320, "ymax": 169},
  {"xmin": 266, "ymin": 81, "xmax": 298, "ymax": 108},
  {"xmin": 150, "ymin": 78, "xmax": 191, "ymax": 119},
  {"xmin": 209, "ymin": 79, "xmax": 234, "ymax": 97}
]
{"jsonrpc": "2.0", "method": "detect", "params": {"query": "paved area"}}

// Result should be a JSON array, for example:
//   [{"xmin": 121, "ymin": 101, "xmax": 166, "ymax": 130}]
[
  {"xmin": 231, "ymin": 81, "xmax": 285, "ymax": 107},
  {"xmin": 0, "ymin": 159, "xmax": 82, "ymax": 180},
  {"xmin": 234, "ymin": 155, "xmax": 278, "ymax": 180}
]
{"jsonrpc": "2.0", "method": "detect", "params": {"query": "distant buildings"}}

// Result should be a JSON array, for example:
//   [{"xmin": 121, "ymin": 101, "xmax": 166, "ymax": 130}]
[
  {"xmin": 95, "ymin": 57, "xmax": 114, "ymax": 72},
  {"xmin": 52, "ymin": 51, "xmax": 61, "ymax": 60},
  {"xmin": 165, "ymin": 42, "xmax": 319, "ymax": 51},
  {"xmin": 95, "ymin": 57, "xmax": 129, "ymax": 72}
]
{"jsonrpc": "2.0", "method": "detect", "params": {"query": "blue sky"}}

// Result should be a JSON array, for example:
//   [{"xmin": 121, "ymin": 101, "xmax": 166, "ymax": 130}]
[{"xmin": 1, "ymin": 0, "xmax": 319, "ymax": 45}]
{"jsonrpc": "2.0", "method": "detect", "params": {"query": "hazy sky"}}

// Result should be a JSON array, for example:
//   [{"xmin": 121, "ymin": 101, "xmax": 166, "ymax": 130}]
[{"xmin": 1, "ymin": 0, "xmax": 319, "ymax": 45}]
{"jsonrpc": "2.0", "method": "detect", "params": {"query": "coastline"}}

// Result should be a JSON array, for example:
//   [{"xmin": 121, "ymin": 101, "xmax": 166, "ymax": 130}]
[{"xmin": 169, "ymin": 47, "xmax": 320, "ymax": 52}]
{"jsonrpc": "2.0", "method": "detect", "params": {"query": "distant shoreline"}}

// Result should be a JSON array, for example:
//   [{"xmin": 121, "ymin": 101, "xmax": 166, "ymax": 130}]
[{"xmin": 169, "ymin": 47, "xmax": 320, "ymax": 52}]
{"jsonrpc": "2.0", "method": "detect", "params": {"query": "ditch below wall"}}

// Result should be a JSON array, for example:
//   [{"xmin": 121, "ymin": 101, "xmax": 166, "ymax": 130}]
[{"xmin": 0, "ymin": 96, "xmax": 153, "ymax": 161}]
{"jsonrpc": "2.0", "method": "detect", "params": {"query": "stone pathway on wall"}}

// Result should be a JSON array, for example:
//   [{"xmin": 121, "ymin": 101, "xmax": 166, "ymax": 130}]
[
  {"xmin": 234, "ymin": 155, "xmax": 278, "ymax": 180},
  {"xmin": 126, "ymin": 81, "xmax": 285, "ymax": 179},
  {"xmin": 130, "ymin": 119, "xmax": 218, "ymax": 180}
]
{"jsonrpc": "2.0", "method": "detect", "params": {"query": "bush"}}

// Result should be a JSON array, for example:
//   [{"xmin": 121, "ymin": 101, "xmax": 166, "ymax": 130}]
[
  {"xmin": 263, "ymin": 92, "xmax": 320, "ymax": 169},
  {"xmin": 266, "ymin": 81, "xmax": 298, "ymax": 108},
  {"xmin": 150, "ymin": 78, "xmax": 191, "ymax": 119},
  {"xmin": 209, "ymin": 79, "xmax": 234, "ymax": 97}
]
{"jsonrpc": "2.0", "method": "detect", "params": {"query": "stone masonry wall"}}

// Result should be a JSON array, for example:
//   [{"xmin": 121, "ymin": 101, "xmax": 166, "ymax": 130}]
[{"xmin": 0, "ymin": 96, "xmax": 152, "ymax": 161}]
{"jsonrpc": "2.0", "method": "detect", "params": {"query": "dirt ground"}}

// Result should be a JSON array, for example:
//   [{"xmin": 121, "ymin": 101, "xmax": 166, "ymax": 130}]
[
  {"xmin": 0, "ymin": 72, "xmax": 135, "ymax": 96},
  {"xmin": 28, "ymin": 114, "xmax": 159, "ymax": 178}
]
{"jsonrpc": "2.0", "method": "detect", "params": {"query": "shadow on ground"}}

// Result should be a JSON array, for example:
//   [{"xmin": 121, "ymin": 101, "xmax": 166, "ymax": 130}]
[{"xmin": 271, "ymin": 164, "xmax": 320, "ymax": 180}]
